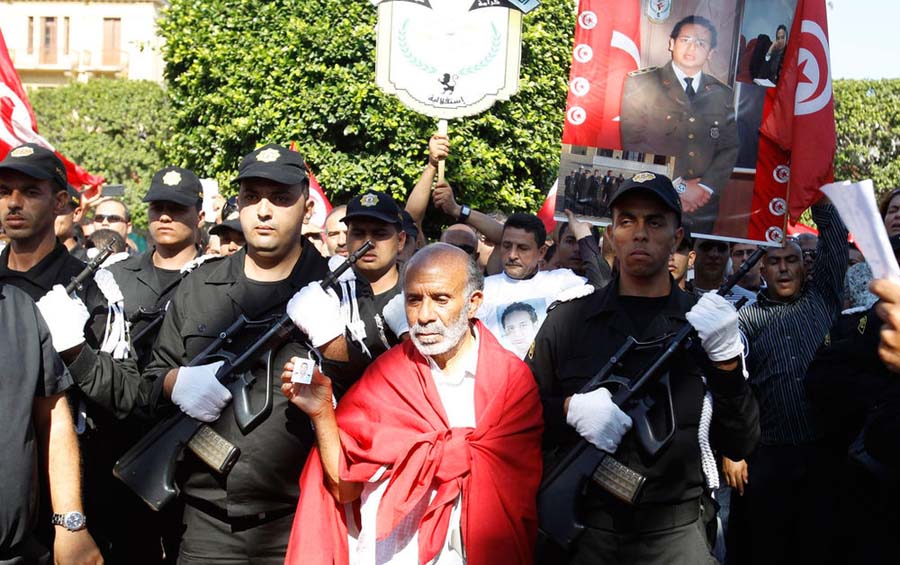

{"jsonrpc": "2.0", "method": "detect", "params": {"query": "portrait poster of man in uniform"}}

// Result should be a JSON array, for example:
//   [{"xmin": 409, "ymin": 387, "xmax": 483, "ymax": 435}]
[{"xmin": 556, "ymin": 0, "xmax": 794, "ymax": 244}]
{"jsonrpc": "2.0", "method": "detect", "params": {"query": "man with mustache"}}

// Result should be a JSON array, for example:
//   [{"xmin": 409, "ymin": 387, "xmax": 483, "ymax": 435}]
[
  {"xmin": 688, "ymin": 238, "xmax": 756, "ymax": 307},
  {"xmin": 281, "ymin": 243, "xmax": 543, "ymax": 564},
  {"xmin": 528, "ymin": 172, "xmax": 758, "ymax": 563},
  {"xmin": 141, "ymin": 144, "xmax": 329, "ymax": 562},
  {"xmin": 477, "ymin": 212, "xmax": 586, "ymax": 358},
  {"xmin": 0, "ymin": 143, "xmax": 142, "ymax": 560},
  {"xmin": 287, "ymin": 190, "xmax": 410, "ymax": 394},
  {"xmin": 727, "ymin": 199, "xmax": 848, "ymax": 564}
]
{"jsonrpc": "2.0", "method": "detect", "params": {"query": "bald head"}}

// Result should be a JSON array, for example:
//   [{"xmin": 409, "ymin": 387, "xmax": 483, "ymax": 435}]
[
  {"xmin": 440, "ymin": 223, "xmax": 478, "ymax": 254},
  {"xmin": 404, "ymin": 242, "xmax": 481, "ymax": 292}
]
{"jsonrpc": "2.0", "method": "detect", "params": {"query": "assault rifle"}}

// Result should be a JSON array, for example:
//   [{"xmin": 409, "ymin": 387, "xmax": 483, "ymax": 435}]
[
  {"xmin": 65, "ymin": 242, "xmax": 115, "ymax": 294},
  {"xmin": 114, "ymin": 241, "xmax": 374, "ymax": 511},
  {"xmin": 538, "ymin": 246, "xmax": 765, "ymax": 549}
]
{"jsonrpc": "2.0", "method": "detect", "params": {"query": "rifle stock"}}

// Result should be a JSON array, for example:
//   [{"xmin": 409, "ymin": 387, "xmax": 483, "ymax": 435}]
[
  {"xmin": 113, "ymin": 241, "xmax": 375, "ymax": 511},
  {"xmin": 537, "ymin": 247, "xmax": 766, "ymax": 549}
]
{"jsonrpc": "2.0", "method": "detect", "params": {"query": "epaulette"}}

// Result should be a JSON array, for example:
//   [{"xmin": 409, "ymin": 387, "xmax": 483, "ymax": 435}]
[
  {"xmin": 180, "ymin": 253, "xmax": 225, "ymax": 274},
  {"xmin": 628, "ymin": 66, "xmax": 659, "ymax": 77},
  {"xmin": 547, "ymin": 284, "xmax": 595, "ymax": 312}
]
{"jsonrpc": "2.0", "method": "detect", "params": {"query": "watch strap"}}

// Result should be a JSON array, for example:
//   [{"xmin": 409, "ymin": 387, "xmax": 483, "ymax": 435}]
[{"xmin": 457, "ymin": 205, "xmax": 472, "ymax": 224}]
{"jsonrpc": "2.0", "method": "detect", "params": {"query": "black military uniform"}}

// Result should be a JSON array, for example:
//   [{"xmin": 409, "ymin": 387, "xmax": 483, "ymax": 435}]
[
  {"xmin": 620, "ymin": 62, "xmax": 739, "ymax": 234},
  {"xmin": 143, "ymin": 242, "xmax": 327, "ymax": 560},
  {"xmin": 107, "ymin": 167, "xmax": 208, "ymax": 371},
  {"xmin": 141, "ymin": 145, "xmax": 329, "ymax": 562},
  {"xmin": 0, "ymin": 144, "xmax": 144, "ymax": 561},
  {"xmin": 527, "ymin": 175, "xmax": 758, "ymax": 563},
  {"xmin": 325, "ymin": 191, "xmax": 405, "ymax": 393}
]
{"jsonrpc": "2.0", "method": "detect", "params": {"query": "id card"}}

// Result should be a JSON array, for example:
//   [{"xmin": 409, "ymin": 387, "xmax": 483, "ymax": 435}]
[{"xmin": 290, "ymin": 354, "xmax": 316, "ymax": 385}]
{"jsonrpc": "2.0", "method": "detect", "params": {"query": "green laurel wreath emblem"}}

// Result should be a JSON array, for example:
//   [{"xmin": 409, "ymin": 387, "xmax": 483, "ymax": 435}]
[{"xmin": 398, "ymin": 20, "xmax": 502, "ymax": 77}]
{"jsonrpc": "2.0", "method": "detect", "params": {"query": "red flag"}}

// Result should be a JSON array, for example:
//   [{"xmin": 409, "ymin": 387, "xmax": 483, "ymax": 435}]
[
  {"xmin": 0, "ymin": 30, "xmax": 104, "ymax": 197},
  {"xmin": 561, "ymin": 0, "xmax": 641, "ymax": 149},
  {"xmin": 759, "ymin": 0, "xmax": 835, "ymax": 218},
  {"xmin": 536, "ymin": 179, "xmax": 558, "ymax": 235},
  {"xmin": 288, "ymin": 141, "xmax": 332, "ymax": 228}
]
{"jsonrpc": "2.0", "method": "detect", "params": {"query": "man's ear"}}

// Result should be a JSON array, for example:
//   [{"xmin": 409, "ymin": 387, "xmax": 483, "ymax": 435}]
[
  {"xmin": 197, "ymin": 210, "xmax": 206, "ymax": 229},
  {"xmin": 304, "ymin": 197, "xmax": 315, "ymax": 224},
  {"xmin": 538, "ymin": 242, "xmax": 548, "ymax": 260},
  {"xmin": 672, "ymin": 226, "xmax": 684, "ymax": 254},
  {"xmin": 52, "ymin": 190, "xmax": 68, "ymax": 216},
  {"xmin": 468, "ymin": 290, "xmax": 484, "ymax": 318},
  {"xmin": 397, "ymin": 229, "xmax": 407, "ymax": 252}
]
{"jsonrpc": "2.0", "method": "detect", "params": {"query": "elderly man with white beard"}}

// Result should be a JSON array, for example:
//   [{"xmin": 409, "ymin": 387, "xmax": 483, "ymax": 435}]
[{"xmin": 280, "ymin": 243, "xmax": 544, "ymax": 565}]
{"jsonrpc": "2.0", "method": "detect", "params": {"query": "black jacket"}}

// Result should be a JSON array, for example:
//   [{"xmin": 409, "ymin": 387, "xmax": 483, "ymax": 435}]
[
  {"xmin": 143, "ymin": 242, "xmax": 328, "ymax": 517},
  {"xmin": 527, "ymin": 277, "xmax": 759, "ymax": 510}
]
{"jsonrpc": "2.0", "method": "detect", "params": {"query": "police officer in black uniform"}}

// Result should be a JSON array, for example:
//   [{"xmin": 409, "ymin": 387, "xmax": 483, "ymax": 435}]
[
  {"xmin": 142, "ymin": 144, "xmax": 329, "ymax": 563},
  {"xmin": 0, "ymin": 143, "xmax": 151, "ymax": 557},
  {"xmin": 107, "ymin": 166, "xmax": 209, "ymax": 371},
  {"xmin": 620, "ymin": 16, "xmax": 739, "ymax": 234},
  {"xmin": 528, "ymin": 172, "xmax": 759, "ymax": 563},
  {"xmin": 287, "ymin": 190, "xmax": 409, "ymax": 394}
]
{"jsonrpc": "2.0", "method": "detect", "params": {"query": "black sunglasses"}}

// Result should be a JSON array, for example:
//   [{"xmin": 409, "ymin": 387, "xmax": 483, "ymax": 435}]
[{"xmin": 93, "ymin": 214, "xmax": 126, "ymax": 224}]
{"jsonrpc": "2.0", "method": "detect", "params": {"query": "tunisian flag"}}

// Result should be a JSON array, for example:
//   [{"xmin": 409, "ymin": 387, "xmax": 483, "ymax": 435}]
[
  {"xmin": 758, "ymin": 0, "xmax": 835, "ymax": 220},
  {"xmin": 285, "ymin": 321, "xmax": 543, "ymax": 565},
  {"xmin": 0, "ymin": 31, "xmax": 103, "ymax": 196},
  {"xmin": 561, "ymin": 0, "xmax": 641, "ymax": 149}
]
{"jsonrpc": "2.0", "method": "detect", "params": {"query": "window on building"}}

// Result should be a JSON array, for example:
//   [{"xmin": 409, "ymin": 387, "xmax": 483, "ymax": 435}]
[
  {"xmin": 597, "ymin": 148, "xmax": 614, "ymax": 158},
  {"xmin": 570, "ymin": 145, "xmax": 588, "ymax": 156},
  {"xmin": 63, "ymin": 17, "xmax": 70, "ymax": 56},
  {"xmin": 27, "ymin": 17, "xmax": 34, "ymax": 55},
  {"xmin": 102, "ymin": 18, "xmax": 122, "ymax": 66},
  {"xmin": 39, "ymin": 17, "xmax": 57, "ymax": 65}
]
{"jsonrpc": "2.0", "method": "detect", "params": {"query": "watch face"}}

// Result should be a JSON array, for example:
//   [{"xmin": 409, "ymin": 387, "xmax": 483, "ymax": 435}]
[
  {"xmin": 676, "ymin": 182, "xmax": 687, "ymax": 194},
  {"xmin": 65, "ymin": 512, "xmax": 85, "ymax": 530}
]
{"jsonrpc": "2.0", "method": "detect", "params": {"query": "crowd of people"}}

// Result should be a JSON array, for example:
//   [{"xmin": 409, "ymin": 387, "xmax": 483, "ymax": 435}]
[{"xmin": 0, "ymin": 131, "xmax": 899, "ymax": 565}]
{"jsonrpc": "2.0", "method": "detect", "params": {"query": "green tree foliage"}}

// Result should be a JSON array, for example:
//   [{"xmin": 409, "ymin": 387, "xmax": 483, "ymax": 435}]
[
  {"xmin": 29, "ymin": 78, "xmax": 174, "ymax": 231},
  {"xmin": 157, "ymin": 0, "xmax": 574, "ymax": 219},
  {"xmin": 834, "ymin": 79, "xmax": 900, "ymax": 198}
]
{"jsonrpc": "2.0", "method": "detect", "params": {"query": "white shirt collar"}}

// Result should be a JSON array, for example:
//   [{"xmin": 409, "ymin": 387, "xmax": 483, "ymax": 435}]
[
  {"xmin": 425, "ymin": 327, "xmax": 479, "ymax": 386},
  {"xmin": 671, "ymin": 61, "xmax": 702, "ymax": 93}
]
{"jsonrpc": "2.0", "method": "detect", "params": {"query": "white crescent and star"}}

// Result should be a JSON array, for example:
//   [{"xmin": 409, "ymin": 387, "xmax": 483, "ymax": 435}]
[{"xmin": 795, "ymin": 19, "xmax": 833, "ymax": 117}]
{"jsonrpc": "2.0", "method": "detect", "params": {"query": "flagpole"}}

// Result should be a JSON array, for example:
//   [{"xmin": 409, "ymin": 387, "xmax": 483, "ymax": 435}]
[{"xmin": 437, "ymin": 119, "xmax": 448, "ymax": 185}]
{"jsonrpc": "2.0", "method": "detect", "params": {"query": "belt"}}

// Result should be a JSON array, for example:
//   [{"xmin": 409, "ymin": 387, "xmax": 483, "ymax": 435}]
[
  {"xmin": 582, "ymin": 497, "xmax": 701, "ymax": 533},
  {"xmin": 184, "ymin": 496, "xmax": 294, "ymax": 530}
]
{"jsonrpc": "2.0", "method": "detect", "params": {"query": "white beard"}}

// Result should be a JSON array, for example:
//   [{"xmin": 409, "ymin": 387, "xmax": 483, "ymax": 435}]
[{"xmin": 410, "ymin": 307, "xmax": 470, "ymax": 357}]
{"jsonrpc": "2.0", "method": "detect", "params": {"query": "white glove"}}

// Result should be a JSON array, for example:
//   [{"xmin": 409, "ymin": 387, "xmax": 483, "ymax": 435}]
[
  {"xmin": 382, "ymin": 292, "xmax": 409, "ymax": 336},
  {"xmin": 685, "ymin": 293, "xmax": 743, "ymax": 362},
  {"xmin": 36, "ymin": 284, "xmax": 89, "ymax": 352},
  {"xmin": 172, "ymin": 361, "xmax": 230, "ymax": 422},
  {"xmin": 286, "ymin": 282, "xmax": 344, "ymax": 347},
  {"xmin": 327, "ymin": 255, "xmax": 357, "ymax": 283},
  {"xmin": 566, "ymin": 387, "xmax": 633, "ymax": 453}
]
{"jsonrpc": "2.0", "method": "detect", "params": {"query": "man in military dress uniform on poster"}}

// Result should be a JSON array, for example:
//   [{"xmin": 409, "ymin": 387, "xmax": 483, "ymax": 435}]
[{"xmin": 620, "ymin": 15, "xmax": 739, "ymax": 235}]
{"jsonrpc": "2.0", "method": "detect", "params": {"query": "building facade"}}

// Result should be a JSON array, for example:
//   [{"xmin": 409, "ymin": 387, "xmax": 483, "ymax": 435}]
[{"xmin": 1, "ymin": 0, "xmax": 165, "ymax": 88}]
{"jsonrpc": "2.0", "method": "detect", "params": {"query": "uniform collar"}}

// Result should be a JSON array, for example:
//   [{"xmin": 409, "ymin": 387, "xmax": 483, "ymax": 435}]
[
  {"xmin": 122, "ymin": 245, "xmax": 201, "ymax": 273},
  {"xmin": 206, "ymin": 238, "xmax": 318, "ymax": 291},
  {"xmin": 670, "ymin": 61, "xmax": 703, "ymax": 92},
  {"xmin": 585, "ymin": 274, "xmax": 690, "ymax": 323},
  {"xmin": 0, "ymin": 239, "xmax": 73, "ymax": 291}
]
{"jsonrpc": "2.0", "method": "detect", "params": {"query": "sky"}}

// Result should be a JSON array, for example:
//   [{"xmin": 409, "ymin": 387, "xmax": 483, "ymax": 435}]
[{"xmin": 830, "ymin": 0, "xmax": 900, "ymax": 79}]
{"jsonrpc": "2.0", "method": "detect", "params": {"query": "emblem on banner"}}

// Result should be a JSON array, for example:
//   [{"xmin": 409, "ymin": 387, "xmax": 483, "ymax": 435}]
[
  {"xmin": 573, "ymin": 44, "xmax": 593, "ymax": 64},
  {"xmin": 566, "ymin": 106, "xmax": 587, "ymax": 126},
  {"xmin": 794, "ymin": 20, "xmax": 833, "ymax": 117},
  {"xmin": 773, "ymin": 165, "xmax": 790, "ymax": 184},
  {"xmin": 646, "ymin": 0, "xmax": 672, "ymax": 23},
  {"xmin": 768, "ymin": 197, "xmax": 787, "ymax": 216},
  {"xmin": 578, "ymin": 11, "xmax": 598, "ymax": 30},
  {"xmin": 570, "ymin": 77, "xmax": 590, "ymax": 97},
  {"xmin": 765, "ymin": 226, "xmax": 785, "ymax": 244}
]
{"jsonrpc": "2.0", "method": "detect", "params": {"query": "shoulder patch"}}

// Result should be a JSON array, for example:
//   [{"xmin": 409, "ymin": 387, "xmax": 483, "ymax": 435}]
[
  {"xmin": 628, "ymin": 66, "xmax": 659, "ymax": 77},
  {"xmin": 180, "ymin": 253, "xmax": 224, "ymax": 274},
  {"xmin": 548, "ymin": 284, "xmax": 596, "ymax": 311}
]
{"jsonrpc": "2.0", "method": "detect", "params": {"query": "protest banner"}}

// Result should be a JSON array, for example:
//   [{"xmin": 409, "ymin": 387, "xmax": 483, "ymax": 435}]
[
  {"xmin": 555, "ymin": 0, "xmax": 834, "ymax": 246},
  {"xmin": 371, "ymin": 0, "xmax": 537, "ymax": 180}
]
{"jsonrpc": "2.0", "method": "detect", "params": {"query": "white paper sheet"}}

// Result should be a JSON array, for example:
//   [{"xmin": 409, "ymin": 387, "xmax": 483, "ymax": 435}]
[{"xmin": 820, "ymin": 179, "xmax": 900, "ymax": 281}]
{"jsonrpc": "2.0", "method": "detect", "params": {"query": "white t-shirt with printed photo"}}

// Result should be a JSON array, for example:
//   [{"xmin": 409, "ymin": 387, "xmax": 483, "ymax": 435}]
[{"xmin": 478, "ymin": 268, "xmax": 586, "ymax": 358}]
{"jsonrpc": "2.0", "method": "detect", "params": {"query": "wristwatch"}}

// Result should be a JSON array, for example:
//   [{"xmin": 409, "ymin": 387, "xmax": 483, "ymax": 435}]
[
  {"xmin": 676, "ymin": 181, "xmax": 687, "ymax": 194},
  {"xmin": 457, "ymin": 204, "xmax": 472, "ymax": 224},
  {"xmin": 51, "ymin": 511, "xmax": 87, "ymax": 532}
]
